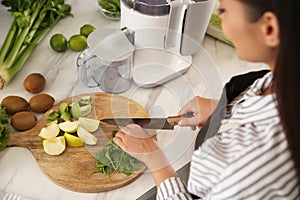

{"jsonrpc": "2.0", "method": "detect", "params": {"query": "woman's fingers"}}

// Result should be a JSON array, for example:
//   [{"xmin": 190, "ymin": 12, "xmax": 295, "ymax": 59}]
[
  {"xmin": 121, "ymin": 124, "xmax": 152, "ymax": 138},
  {"xmin": 178, "ymin": 113, "xmax": 201, "ymax": 127},
  {"xmin": 178, "ymin": 96, "xmax": 219, "ymax": 128},
  {"xmin": 113, "ymin": 131, "xmax": 126, "ymax": 147},
  {"xmin": 113, "ymin": 135, "xmax": 124, "ymax": 148},
  {"xmin": 178, "ymin": 97, "xmax": 200, "ymax": 115}
]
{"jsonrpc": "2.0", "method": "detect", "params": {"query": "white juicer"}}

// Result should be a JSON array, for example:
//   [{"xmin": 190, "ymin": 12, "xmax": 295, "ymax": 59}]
[{"xmin": 120, "ymin": 0, "xmax": 216, "ymax": 87}]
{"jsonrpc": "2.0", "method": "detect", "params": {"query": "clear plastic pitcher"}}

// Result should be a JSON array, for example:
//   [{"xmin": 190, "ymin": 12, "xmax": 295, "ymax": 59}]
[{"xmin": 77, "ymin": 28, "xmax": 134, "ymax": 94}]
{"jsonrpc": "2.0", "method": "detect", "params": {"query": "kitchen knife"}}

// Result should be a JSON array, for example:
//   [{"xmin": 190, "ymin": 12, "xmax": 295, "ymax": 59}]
[{"xmin": 100, "ymin": 112, "xmax": 194, "ymax": 130}]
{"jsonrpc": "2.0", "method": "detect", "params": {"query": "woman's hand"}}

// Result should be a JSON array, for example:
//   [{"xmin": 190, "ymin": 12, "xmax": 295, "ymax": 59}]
[
  {"xmin": 113, "ymin": 124, "xmax": 163, "ymax": 168},
  {"xmin": 113, "ymin": 124, "xmax": 178, "ymax": 186},
  {"xmin": 178, "ymin": 96, "xmax": 219, "ymax": 130}
]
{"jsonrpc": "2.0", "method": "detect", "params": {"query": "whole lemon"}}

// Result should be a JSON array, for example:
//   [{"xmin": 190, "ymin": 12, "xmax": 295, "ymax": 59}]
[
  {"xmin": 68, "ymin": 34, "xmax": 88, "ymax": 51},
  {"xmin": 50, "ymin": 33, "xmax": 67, "ymax": 52}
]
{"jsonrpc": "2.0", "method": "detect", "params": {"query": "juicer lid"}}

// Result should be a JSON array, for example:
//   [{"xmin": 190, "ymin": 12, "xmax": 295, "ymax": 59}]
[
  {"xmin": 122, "ymin": 0, "xmax": 170, "ymax": 15},
  {"xmin": 86, "ymin": 28, "xmax": 134, "ymax": 63}
]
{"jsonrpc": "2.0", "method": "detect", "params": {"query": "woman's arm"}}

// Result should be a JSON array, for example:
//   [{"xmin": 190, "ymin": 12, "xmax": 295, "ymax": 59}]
[{"xmin": 113, "ymin": 124, "xmax": 192, "ymax": 199}]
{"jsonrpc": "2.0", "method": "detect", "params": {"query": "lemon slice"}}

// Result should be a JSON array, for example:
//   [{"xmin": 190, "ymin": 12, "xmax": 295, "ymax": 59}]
[
  {"xmin": 58, "ymin": 121, "xmax": 78, "ymax": 133},
  {"xmin": 78, "ymin": 117, "xmax": 99, "ymax": 132},
  {"xmin": 77, "ymin": 127, "xmax": 97, "ymax": 145},
  {"xmin": 43, "ymin": 136, "xmax": 66, "ymax": 156},
  {"xmin": 64, "ymin": 132, "xmax": 84, "ymax": 147},
  {"xmin": 39, "ymin": 123, "xmax": 60, "ymax": 139}
]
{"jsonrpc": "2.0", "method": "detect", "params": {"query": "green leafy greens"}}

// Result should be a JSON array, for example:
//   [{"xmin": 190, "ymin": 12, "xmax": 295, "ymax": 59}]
[
  {"xmin": 93, "ymin": 131, "xmax": 140, "ymax": 178},
  {"xmin": 208, "ymin": 13, "xmax": 234, "ymax": 46},
  {"xmin": 0, "ymin": 0, "xmax": 72, "ymax": 89},
  {"xmin": 98, "ymin": 0, "xmax": 120, "ymax": 19},
  {"xmin": 0, "ymin": 106, "xmax": 9, "ymax": 150}
]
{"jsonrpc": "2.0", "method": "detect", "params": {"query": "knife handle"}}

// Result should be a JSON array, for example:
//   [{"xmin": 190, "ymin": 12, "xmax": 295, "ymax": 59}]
[{"xmin": 166, "ymin": 112, "xmax": 194, "ymax": 126}]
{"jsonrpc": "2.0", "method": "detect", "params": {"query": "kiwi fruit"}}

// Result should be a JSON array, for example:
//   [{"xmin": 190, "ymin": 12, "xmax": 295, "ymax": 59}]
[
  {"xmin": 23, "ymin": 73, "xmax": 46, "ymax": 94},
  {"xmin": 11, "ymin": 111, "xmax": 37, "ymax": 131},
  {"xmin": 29, "ymin": 93, "xmax": 55, "ymax": 113},
  {"xmin": 1, "ymin": 95, "xmax": 29, "ymax": 115}
]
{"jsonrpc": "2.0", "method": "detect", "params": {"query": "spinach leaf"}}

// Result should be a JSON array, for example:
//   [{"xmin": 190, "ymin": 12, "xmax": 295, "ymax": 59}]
[
  {"xmin": 93, "ymin": 130, "xmax": 141, "ymax": 178},
  {"xmin": 0, "ymin": 106, "xmax": 9, "ymax": 150}
]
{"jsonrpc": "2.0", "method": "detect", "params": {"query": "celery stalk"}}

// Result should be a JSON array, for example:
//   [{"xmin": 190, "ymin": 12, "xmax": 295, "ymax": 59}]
[{"xmin": 0, "ymin": 0, "xmax": 72, "ymax": 89}]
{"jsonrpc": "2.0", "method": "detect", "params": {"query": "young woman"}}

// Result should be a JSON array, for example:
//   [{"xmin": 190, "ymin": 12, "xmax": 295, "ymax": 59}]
[{"xmin": 113, "ymin": 0, "xmax": 300, "ymax": 199}]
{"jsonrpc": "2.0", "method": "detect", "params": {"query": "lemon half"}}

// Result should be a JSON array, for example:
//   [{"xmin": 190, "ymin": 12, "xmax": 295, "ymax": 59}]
[
  {"xmin": 39, "ymin": 123, "xmax": 60, "ymax": 139},
  {"xmin": 43, "ymin": 136, "xmax": 66, "ymax": 156}
]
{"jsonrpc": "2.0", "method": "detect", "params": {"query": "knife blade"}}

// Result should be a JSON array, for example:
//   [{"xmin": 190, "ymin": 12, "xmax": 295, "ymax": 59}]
[{"xmin": 100, "ymin": 112, "xmax": 194, "ymax": 130}]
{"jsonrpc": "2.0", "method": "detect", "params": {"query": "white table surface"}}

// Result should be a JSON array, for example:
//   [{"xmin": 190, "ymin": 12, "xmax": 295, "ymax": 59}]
[{"xmin": 0, "ymin": 0, "xmax": 267, "ymax": 199}]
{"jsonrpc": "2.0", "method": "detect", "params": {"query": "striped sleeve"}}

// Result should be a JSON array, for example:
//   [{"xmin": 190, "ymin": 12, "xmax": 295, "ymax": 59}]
[
  {"xmin": 187, "ymin": 122, "xmax": 299, "ymax": 199},
  {"xmin": 157, "ymin": 177, "xmax": 193, "ymax": 200},
  {"xmin": 218, "ymin": 124, "xmax": 298, "ymax": 199}
]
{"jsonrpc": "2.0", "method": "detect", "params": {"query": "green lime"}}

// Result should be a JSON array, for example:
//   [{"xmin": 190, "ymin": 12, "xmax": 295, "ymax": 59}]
[
  {"xmin": 68, "ymin": 34, "xmax": 88, "ymax": 51},
  {"xmin": 80, "ymin": 24, "xmax": 96, "ymax": 37},
  {"xmin": 50, "ymin": 33, "xmax": 67, "ymax": 52}
]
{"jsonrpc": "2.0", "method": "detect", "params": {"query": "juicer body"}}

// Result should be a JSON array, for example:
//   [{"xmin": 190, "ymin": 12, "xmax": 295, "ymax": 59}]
[{"xmin": 120, "ymin": 0, "xmax": 216, "ymax": 55}]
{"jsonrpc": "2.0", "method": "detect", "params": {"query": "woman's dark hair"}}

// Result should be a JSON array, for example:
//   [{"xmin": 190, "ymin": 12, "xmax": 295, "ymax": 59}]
[{"xmin": 239, "ymin": 0, "xmax": 300, "ymax": 184}]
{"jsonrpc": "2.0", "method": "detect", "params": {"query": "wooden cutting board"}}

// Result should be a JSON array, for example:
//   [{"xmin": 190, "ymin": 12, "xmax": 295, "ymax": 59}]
[{"xmin": 7, "ymin": 92, "xmax": 149, "ymax": 193}]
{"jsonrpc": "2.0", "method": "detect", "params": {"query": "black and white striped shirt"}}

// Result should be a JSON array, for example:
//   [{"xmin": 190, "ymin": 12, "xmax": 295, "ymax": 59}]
[{"xmin": 157, "ymin": 72, "xmax": 299, "ymax": 199}]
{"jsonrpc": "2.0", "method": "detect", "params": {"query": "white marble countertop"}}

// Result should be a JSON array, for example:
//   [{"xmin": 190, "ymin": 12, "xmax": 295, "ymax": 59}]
[{"xmin": 0, "ymin": 0, "xmax": 267, "ymax": 199}]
